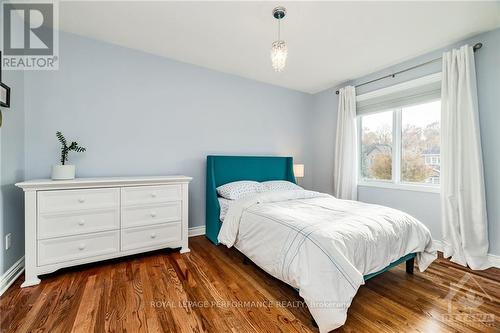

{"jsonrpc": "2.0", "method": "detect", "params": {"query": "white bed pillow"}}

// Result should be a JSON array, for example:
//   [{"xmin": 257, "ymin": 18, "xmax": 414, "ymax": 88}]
[
  {"xmin": 218, "ymin": 197, "xmax": 232, "ymax": 221},
  {"xmin": 262, "ymin": 180, "xmax": 303, "ymax": 192},
  {"xmin": 216, "ymin": 181, "xmax": 265, "ymax": 200}
]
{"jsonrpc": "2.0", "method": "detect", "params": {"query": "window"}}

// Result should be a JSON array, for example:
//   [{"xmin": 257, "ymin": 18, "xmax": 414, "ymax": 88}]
[
  {"xmin": 359, "ymin": 100, "xmax": 441, "ymax": 190},
  {"xmin": 401, "ymin": 100, "xmax": 441, "ymax": 185},
  {"xmin": 357, "ymin": 73, "xmax": 441, "ymax": 191},
  {"xmin": 360, "ymin": 111, "xmax": 393, "ymax": 181}
]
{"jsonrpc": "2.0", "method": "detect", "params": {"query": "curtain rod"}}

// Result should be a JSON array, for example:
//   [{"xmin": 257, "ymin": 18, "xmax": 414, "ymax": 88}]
[{"xmin": 335, "ymin": 42, "xmax": 483, "ymax": 95}]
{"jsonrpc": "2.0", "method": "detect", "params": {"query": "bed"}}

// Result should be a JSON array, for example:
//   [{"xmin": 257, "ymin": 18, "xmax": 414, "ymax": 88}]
[{"xmin": 206, "ymin": 155, "xmax": 436, "ymax": 332}]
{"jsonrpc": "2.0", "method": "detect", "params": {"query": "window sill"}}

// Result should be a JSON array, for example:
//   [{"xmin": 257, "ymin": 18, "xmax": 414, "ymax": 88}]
[{"xmin": 358, "ymin": 181, "xmax": 440, "ymax": 193}]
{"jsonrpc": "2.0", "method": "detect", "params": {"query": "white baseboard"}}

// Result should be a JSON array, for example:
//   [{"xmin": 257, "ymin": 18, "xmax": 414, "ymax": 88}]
[
  {"xmin": 188, "ymin": 226, "xmax": 206, "ymax": 237},
  {"xmin": 0, "ymin": 256, "xmax": 25, "ymax": 296},
  {"xmin": 432, "ymin": 239, "xmax": 500, "ymax": 269},
  {"xmin": 488, "ymin": 253, "xmax": 500, "ymax": 268}
]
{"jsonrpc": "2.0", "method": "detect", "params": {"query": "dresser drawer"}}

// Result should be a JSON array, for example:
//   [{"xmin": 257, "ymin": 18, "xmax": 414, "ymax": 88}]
[
  {"xmin": 121, "ymin": 202, "xmax": 181, "ymax": 228},
  {"xmin": 38, "ymin": 231, "xmax": 119, "ymax": 266},
  {"xmin": 121, "ymin": 185, "xmax": 181, "ymax": 206},
  {"xmin": 38, "ymin": 188, "xmax": 120, "ymax": 214},
  {"xmin": 121, "ymin": 222, "xmax": 181, "ymax": 251},
  {"xmin": 38, "ymin": 208, "xmax": 120, "ymax": 240}
]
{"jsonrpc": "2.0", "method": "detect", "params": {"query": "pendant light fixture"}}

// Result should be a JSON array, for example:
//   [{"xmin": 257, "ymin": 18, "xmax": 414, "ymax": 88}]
[{"xmin": 271, "ymin": 6, "xmax": 287, "ymax": 72}]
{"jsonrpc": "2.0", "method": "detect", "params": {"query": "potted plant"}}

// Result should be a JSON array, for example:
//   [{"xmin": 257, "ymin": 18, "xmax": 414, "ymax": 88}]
[{"xmin": 51, "ymin": 131, "xmax": 86, "ymax": 180}]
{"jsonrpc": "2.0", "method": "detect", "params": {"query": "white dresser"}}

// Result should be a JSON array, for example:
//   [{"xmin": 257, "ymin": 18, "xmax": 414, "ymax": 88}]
[{"xmin": 16, "ymin": 176, "xmax": 192, "ymax": 287}]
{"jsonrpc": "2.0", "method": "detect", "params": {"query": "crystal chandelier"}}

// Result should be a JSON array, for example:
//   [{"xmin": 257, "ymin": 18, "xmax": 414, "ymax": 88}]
[{"xmin": 271, "ymin": 7, "xmax": 287, "ymax": 72}]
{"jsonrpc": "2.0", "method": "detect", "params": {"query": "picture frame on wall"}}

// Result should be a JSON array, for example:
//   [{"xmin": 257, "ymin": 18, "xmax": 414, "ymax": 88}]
[
  {"xmin": 0, "ymin": 51, "xmax": 10, "ymax": 108},
  {"xmin": 0, "ymin": 82, "xmax": 10, "ymax": 108}
]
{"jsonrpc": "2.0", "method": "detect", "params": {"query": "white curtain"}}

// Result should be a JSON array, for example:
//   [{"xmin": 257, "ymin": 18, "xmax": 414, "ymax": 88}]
[
  {"xmin": 333, "ymin": 86, "xmax": 358, "ymax": 200},
  {"xmin": 441, "ymin": 44, "xmax": 491, "ymax": 270}
]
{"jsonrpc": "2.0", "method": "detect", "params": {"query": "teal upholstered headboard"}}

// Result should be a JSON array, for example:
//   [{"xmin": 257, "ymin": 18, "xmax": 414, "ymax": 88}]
[{"xmin": 206, "ymin": 155, "xmax": 296, "ymax": 244}]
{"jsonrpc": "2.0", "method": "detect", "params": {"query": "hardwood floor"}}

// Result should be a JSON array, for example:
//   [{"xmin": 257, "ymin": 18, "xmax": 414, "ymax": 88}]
[{"xmin": 1, "ymin": 236, "xmax": 499, "ymax": 332}]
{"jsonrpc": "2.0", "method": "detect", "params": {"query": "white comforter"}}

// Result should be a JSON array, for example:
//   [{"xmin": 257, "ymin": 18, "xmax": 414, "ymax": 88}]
[{"xmin": 218, "ymin": 190, "xmax": 437, "ymax": 332}]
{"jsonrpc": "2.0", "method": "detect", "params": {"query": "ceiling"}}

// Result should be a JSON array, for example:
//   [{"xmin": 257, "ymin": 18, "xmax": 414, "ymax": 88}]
[{"xmin": 57, "ymin": 1, "xmax": 500, "ymax": 94}]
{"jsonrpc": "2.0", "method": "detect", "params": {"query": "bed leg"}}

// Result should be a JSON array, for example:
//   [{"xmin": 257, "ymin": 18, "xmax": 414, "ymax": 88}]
[{"xmin": 406, "ymin": 257, "xmax": 414, "ymax": 274}]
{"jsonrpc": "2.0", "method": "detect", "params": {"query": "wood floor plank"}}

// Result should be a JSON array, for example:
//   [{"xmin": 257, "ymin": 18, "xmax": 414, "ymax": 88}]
[
  {"xmin": 71, "ymin": 274, "xmax": 100, "ymax": 333},
  {"xmin": 167, "ymin": 251, "xmax": 245, "ymax": 333},
  {"xmin": 123, "ymin": 259, "xmax": 148, "ymax": 332},
  {"xmin": 159, "ymin": 254, "xmax": 204, "ymax": 333},
  {"xmin": 148, "ymin": 253, "xmax": 189, "ymax": 333},
  {"xmin": 139, "ymin": 258, "xmax": 163, "ymax": 333},
  {"xmin": 92, "ymin": 263, "xmax": 114, "ymax": 333},
  {"xmin": 188, "ymin": 247, "xmax": 309, "ymax": 333},
  {"xmin": 1, "ymin": 236, "xmax": 499, "ymax": 333},
  {"xmin": 42, "ymin": 271, "xmax": 89, "ymax": 333},
  {"xmin": 14, "ymin": 281, "xmax": 58, "ymax": 333},
  {"xmin": 104, "ymin": 261, "xmax": 128, "ymax": 333}
]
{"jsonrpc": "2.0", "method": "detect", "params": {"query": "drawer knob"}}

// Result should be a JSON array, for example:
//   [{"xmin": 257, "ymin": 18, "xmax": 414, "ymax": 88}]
[
  {"xmin": 150, "ymin": 233, "xmax": 157, "ymax": 239},
  {"xmin": 78, "ymin": 198, "xmax": 85, "ymax": 203},
  {"xmin": 150, "ymin": 212, "xmax": 157, "ymax": 218},
  {"xmin": 78, "ymin": 219, "xmax": 85, "ymax": 226},
  {"xmin": 151, "ymin": 193, "xmax": 157, "ymax": 198},
  {"xmin": 78, "ymin": 243, "xmax": 86, "ymax": 250}
]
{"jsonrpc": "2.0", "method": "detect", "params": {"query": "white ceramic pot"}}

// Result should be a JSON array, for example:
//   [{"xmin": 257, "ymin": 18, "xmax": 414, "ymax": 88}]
[{"xmin": 51, "ymin": 165, "xmax": 76, "ymax": 180}]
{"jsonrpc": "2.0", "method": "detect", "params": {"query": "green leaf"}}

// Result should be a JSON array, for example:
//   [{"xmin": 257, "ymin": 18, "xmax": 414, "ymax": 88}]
[
  {"xmin": 56, "ymin": 132, "xmax": 86, "ymax": 165},
  {"xmin": 56, "ymin": 131, "xmax": 67, "ymax": 147}
]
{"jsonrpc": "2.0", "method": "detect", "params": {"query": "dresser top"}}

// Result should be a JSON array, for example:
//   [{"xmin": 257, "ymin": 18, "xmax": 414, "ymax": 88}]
[{"xmin": 16, "ymin": 175, "xmax": 193, "ymax": 191}]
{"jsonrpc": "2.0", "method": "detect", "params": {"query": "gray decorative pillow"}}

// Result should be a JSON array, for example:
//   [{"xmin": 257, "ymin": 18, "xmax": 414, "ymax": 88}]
[
  {"xmin": 216, "ymin": 181, "xmax": 265, "ymax": 200},
  {"xmin": 262, "ymin": 180, "xmax": 303, "ymax": 192}
]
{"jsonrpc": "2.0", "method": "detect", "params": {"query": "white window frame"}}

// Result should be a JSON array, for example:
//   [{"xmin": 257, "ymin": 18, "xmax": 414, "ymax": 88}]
[{"xmin": 357, "ymin": 75, "xmax": 441, "ymax": 194}]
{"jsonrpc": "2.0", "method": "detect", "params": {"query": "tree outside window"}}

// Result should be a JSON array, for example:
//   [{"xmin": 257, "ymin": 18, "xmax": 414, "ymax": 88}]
[{"xmin": 359, "ymin": 100, "xmax": 441, "ymax": 186}]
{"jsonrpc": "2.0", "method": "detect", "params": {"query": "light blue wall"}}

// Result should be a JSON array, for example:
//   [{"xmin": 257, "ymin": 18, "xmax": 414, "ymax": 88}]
[
  {"xmin": 474, "ymin": 29, "xmax": 500, "ymax": 256},
  {"xmin": 357, "ymin": 188, "xmax": 441, "ymax": 239},
  {"xmin": 0, "ymin": 9, "xmax": 26, "ymax": 276},
  {"xmin": 23, "ymin": 32, "xmax": 313, "ymax": 230},
  {"xmin": 309, "ymin": 89, "xmax": 337, "ymax": 194},
  {"xmin": 0, "ymin": 69, "xmax": 25, "ymax": 275},
  {"xmin": 311, "ymin": 28, "xmax": 500, "ymax": 255}
]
